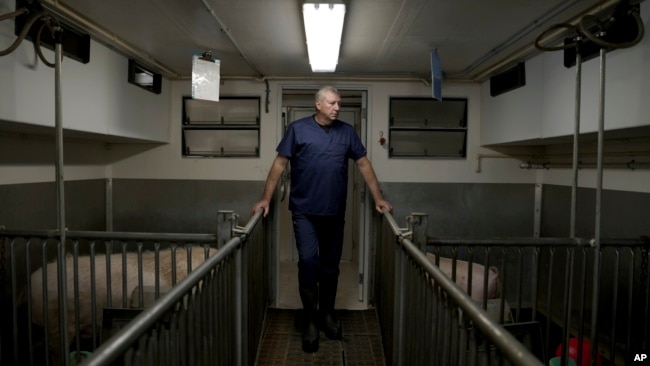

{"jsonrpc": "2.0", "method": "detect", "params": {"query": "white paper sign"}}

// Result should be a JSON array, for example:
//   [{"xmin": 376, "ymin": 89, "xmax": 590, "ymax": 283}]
[{"xmin": 192, "ymin": 54, "xmax": 220, "ymax": 102}]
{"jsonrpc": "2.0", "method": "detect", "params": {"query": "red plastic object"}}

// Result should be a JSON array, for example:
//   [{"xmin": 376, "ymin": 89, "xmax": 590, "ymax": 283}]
[{"xmin": 555, "ymin": 338, "xmax": 602, "ymax": 366}]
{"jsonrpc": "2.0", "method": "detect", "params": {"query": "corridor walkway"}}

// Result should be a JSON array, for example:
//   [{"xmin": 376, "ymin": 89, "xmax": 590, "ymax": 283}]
[{"xmin": 256, "ymin": 309, "xmax": 386, "ymax": 365}]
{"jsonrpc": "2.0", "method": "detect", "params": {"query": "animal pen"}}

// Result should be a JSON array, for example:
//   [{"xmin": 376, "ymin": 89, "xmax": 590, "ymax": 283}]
[
  {"xmin": 0, "ymin": 210, "xmax": 271, "ymax": 366},
  {"xmin": 374, "ymin": 211, "xmax": 649, "ymax": 365},
  {"xmin": 2, "ymin": 205, "xmax": 647, "ymax": 365}
]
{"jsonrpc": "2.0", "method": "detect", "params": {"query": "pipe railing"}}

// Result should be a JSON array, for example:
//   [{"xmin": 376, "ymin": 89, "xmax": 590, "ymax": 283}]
[
  {"xmin": 375, "ymin": 210, "xmax": 649, "ymax": 365},
  {"xmin": 424, "ymin": 233, "xmax": 650, "ymax": 365},
  {"xmin": 375, "ymin": 209, "xmax": 545, "ymax": 366},
  {"xmin": 79, "ymin": 209, "xmax": 267, "ymax": 366},
  {"xmin": 0, "ymin": 209, "xmax": 271, "ymax": 366}
]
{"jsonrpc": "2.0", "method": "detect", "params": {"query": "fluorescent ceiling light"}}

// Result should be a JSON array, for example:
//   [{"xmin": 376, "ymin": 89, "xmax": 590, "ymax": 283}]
[{"xmin": 302, "ymin": 3, "xmax": 346, "ymax": 72}]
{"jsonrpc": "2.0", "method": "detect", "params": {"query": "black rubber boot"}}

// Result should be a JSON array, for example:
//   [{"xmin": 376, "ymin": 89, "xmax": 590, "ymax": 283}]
[
  {"xmin": 299, "ymin": 284, "xmax": 320, "ymax": 353},
  {"xmin": 319, "ymin": 279, "xmax": 342, "ymax": 340}
]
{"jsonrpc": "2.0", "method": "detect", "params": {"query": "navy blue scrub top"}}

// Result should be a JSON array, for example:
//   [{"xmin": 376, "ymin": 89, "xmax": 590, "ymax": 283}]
[{"xmin": 277, "ymin": 115, "xmax": 367, "ymax": 216}]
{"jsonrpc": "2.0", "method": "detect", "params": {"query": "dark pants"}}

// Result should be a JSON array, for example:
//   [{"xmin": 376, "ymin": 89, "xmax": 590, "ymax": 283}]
[{"xmin": 292, "ymin": 212, "xmax": 345, "ymax": 288}]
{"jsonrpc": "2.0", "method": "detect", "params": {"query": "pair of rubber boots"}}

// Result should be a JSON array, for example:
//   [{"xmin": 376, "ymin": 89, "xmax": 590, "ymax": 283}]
[{"xmin": 300, "ymin": 283, "xmax": 342, "ymax": 353}]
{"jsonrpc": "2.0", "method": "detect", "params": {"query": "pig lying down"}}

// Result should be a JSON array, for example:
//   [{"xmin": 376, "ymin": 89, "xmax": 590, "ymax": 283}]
[
  {"xmin": 29, "ymin": 247, "xmax": 217, "ymax": 364},
  {"xmin": 426, "ymin": 253, "xmax": 501, "ymax": 301},
  {"xmin": 426, "ymin": 253, "xmax": 513, "ymax": 323}
]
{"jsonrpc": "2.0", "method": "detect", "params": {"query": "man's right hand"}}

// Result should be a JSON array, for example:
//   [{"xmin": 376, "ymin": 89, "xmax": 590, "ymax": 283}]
[{"xmin": 251, "ymin": 200, "xmax": 270, "ymax": 217}]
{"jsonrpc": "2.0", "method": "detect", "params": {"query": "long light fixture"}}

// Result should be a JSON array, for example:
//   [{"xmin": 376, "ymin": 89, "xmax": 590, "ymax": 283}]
[{"xmin": 302, "ymin": 3, "xmax": 346, "ymax": 72}]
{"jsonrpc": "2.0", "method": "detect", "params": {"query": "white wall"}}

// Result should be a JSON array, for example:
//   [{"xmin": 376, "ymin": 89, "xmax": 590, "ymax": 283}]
[
  {"xmin": 0, "ymin": 133, "xmax": 111, "ymax": 185},
  {"xmin": 482, "ymin": 4, "xmax": 650, "ymax": 144},
  {"xmin": 541, "ymin": 30, "xmax": 650, "ymax": 139},
  {"xmin": 0, "ymin": 39, "xmax": 171, "ymax": 139},
  {"xmin": 541, "ymin": 165, "xmax": 650, "ymax": 193},
  {"xmin": 1, "ymin": 17, "xmax": 171, "ymax": 185},
  {"xmin": 110, "ymin": 79, "xmax": 537, "ymax": 185},
  {"xmin": 480, "ymin": 3, "xmax": 650, "ymax": 194},
  {"xmin": 481, "ymin": 56, "xmax": 545, "ymax": 146}
]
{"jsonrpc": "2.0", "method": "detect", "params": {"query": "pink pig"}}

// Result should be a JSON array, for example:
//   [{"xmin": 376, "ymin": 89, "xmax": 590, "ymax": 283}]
[
  {"xmin": 426, "ymin": 253, "xmax": 501, "ymax": 301},
  {"xmin": 29, "ymin": 247, "xmax": 216, "ymax": 364}
]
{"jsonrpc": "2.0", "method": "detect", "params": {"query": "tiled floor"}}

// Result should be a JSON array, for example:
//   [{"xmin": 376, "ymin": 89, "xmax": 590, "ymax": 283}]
[
  {"xmin": 257, "ymin": 260, "xmax": 385, "ymax": 365},
  {"xmin": 256, "ymin": 309, "xmax": 386, "ymax": 366}
]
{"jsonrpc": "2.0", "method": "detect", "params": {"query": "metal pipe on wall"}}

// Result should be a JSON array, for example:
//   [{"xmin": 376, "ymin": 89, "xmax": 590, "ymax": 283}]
[
  {"xmin": 570, "ymin": 43, "xmax": 582, "ymax": 239},
  {"xmin": 559, "ymin": 43, "xmax": 583, "ymax": 364},
  {"xmin": 590, "ymin": 46, "xmax": 607, "ymax": 365},
  {"xmin": 520, "ymin": 161, "xmax": 650, "ymax": 170},
  {"xmin": 54, "ymin": 31, "xmax": 70, "ymax": 366},
  {"xmin": 105, "ymin": 178, "xmax": 113, "ymax": 231}
]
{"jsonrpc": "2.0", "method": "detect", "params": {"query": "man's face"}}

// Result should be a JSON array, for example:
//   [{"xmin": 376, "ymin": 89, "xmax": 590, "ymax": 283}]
[{"xmin": 316, "ymin": 91, "xmax": 341, "ymax": 124}]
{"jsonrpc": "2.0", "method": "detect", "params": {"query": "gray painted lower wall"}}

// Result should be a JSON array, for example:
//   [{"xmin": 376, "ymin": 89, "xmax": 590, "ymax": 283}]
[
  {"xmin": 380, "ymin": 182, "xmax": 649, "ymax": 239},
  {"xmin": 381, "ymin": 182, "xmax": 537, "ymax": 237},
  {"xmin": 0, "ymin": 179, "xmax": 264, "ymax": 233},
  {"xmin": 541, "ymin": 184, "xmax": 650, "ymax": 239},
  {"xmin": 2, "ymin": 180, "xmax": 647, "ymax": 238},
  {"xmin": 112, "ymin": 179, "xmax": 264, "ymax": 233},
  {"xmin": 0, "ymin": 179, "xmax": 106, "ymax": 230}
]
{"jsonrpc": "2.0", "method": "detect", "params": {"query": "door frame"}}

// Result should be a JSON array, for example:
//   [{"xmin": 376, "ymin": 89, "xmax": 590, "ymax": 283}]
[{"xmin": 273, "ymin": 84, "xmax": 372, "ymax": 307}]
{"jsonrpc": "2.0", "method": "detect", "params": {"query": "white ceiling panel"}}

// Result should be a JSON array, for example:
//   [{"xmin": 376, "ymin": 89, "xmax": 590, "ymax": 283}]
[{"xmin": 26, "ymin": 0, "xmax": 633, "ymax": 80}]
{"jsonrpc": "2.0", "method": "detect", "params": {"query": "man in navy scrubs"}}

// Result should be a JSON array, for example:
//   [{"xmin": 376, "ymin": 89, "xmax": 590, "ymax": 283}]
[{"xmin": 252, "ymin": 85, "xmax": 392, "ymax": 353}]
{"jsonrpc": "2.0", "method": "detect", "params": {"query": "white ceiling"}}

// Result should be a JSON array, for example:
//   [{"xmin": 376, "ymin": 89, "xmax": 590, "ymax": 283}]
[{"xmin": 35, "ymin": 0, "xmax": 626, "ymax": 81}]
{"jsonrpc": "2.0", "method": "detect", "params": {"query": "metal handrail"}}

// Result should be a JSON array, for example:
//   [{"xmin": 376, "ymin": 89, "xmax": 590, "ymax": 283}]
[
  {"xmin": 382, "ymin": 208, "xmax": 544, "ymax": 366},
  {"xmin": 79, "ymin": 209, "xmax": 264, "ymax": 365},
  {"xmin": 426, "ymin": 236, "xmax": 649, "ymax": 248},
  {"xmin": 0, "ymin": 228, "xmax": 218, "ymax": 243},
  {"xmin": 79, "ymin": 236, "xmax": 241, "ymax": 365},
  {"xmin": 403, "ymin": 236, "xmax": 543, "ymax": 365}
]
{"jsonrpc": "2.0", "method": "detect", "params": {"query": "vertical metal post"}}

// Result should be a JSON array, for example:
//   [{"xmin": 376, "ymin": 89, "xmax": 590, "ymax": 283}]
[
  {"xmin": 240, "ymin": 232, "xmax": 249, "ymax": 366},
  {"xmin": 562, "ymin": 43, "xmax": 582, "ymax": 361},
  {"xmin": 393, "ymin": 239, "xmax": 405, "ymax": 366},
  {"xmin": 608, "ymin": 250, "xmax": 620, "ymax": 363},
  {"xmin": 407, "ymin": 213, "xmax": 428, "ymax": 252},
  {"xmin": 590, "ymin": 46, "xmax": 606, "ymax": 361},
  {"xmin": 10, "ymin": 240, "xmax": 21, "ymax": 364},
  {"xmin": 218, "ymin": 210, "xmax": 245, "ymax": 366},
  {"xmin": 570, "ymin": 42, "xmax": 583, "ymax": 239},
  {"xmin": 563, "ymin": 44, "xmax": 582, "ymax": 364},
  {"xmin": 54, "ymin": 29, "xmax": 69, "ymax": 366},
  {"xmin": 561, "ymin": 248, "xmax": 575, "ymax": 365},
  {"xmin": 641, "ymin": 249, "xmax": 650, "ymax": 349},
  {"xmin": 54, "ymin": 36, "xmax": 65, "ymax": 238},
  {"xmin": 533, "ymin": 183, "xmax": 542, "ymax": 237},
  {"xmin": 217, "ymin": 210, "xmax": 234, "ymax": 248},
  {"xmin": 105, "ymin": 178, "xmax": 113, "ymax": 231},
  {"xmin": 235, "ymin": 245, "xmax": 244, "ymax": 366}
]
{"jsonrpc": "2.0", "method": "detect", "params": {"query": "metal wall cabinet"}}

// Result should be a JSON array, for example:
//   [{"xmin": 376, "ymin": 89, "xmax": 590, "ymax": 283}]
[
  {"xmin": 182, "ymin": 96, "xmax": 261, "ymax": 157},
  {"xmin": 389, "ymin": 97, "xmax": 468, "ymax": 158}
]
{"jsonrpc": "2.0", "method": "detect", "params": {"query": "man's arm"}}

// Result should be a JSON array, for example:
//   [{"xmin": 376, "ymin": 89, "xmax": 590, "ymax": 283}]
[
  {"xmin": 355, "ymin": 156, "xmax": 392, "ymax": 214},
  {"xmin": 252, "ymin": 154, "xmax": 289, "ymax": 217}
]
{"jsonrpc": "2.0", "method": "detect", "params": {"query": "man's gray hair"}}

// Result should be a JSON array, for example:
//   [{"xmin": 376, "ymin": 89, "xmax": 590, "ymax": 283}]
[{"xmin": 315, "ymin": 85, "xmax": 340, "ymax": 102}]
